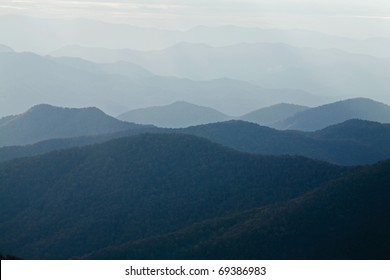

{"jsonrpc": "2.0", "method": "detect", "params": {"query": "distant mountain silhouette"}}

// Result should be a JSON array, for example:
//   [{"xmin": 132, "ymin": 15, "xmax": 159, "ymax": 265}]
[
  {"xmin": 275, "ymin": 98, "xmax": 390, "ymax": 131},
  {"xmin": 0, "ymin": 133, "xmax": 347, "ymax": 259},
  {"xmin": 118, "ymin": 101, "xmax": 230, "ymax": 128},
  {"xmin": 0, "ymin": 104, "xmax": 143, "ymax": 147},
  {"xmin": 85, "ymin": 159, "xmax": 390, "ymax": 260},
  {"xmin": 240, "ymin": 103, "xmax": 309, "ymax": 125},
  {"xmin": 1, "ymin": 119, "xmax": 390, "ymax": 166}
]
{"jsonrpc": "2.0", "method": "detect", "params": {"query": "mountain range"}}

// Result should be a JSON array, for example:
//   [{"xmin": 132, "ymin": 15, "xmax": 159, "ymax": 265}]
[
  {"xmin": 1, "ymin": 103, "xmax": 390, "ymax": 165},
  {"xmin": 2, "ymin": 13, "xmax": 390, "ymax": 262}
]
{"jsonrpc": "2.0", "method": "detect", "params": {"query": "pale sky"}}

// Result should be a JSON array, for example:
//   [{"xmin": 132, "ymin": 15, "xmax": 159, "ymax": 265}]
[{"xmin": 0, "ymin": 0, "xmax": 390, "ymax": 38}]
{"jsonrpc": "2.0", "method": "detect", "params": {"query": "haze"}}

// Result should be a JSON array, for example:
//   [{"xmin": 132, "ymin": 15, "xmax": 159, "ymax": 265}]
[{"xmin": 0, "ymin": 0, "xmax": 389, "ymax": 38}]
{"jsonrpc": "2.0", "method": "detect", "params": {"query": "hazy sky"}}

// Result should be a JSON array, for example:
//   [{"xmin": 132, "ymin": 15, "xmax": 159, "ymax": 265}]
[{"xmin": 0, "ymin": 0, "xmax": 389, "ymax": 37}]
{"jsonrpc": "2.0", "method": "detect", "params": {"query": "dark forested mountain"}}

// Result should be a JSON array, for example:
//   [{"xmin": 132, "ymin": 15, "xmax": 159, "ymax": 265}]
[
  {"xmin": 1, "ymin": 119, "xmax": 390, "ymax": 166},
  {"xmin": 240, "ymin": 103, "xmax": 309, "ymax": 125},
  {"xmin": 0, "ymin": 51, "xmax": 322, "ymax": 117},
  {"xmin": 0, "ymin": 104, "xmax": 143, "ymax": 147},
  {"xmin": 84, "ymin": 160, "xmax": 390, "ymax": 260},
  {"xmin": 118, "ymin": 101, "xmax": 231, "ymax": 128},
  {"xmin": 0, "ymin": 133, "xmax": 348, "ymax": 259},
  {"xmin": 275, "ymin": 98, "xmax": 390, "ymax": 131}
]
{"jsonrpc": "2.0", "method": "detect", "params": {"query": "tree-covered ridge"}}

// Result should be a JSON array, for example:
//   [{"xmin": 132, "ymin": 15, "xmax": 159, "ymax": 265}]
[{"xmin": 0, "ymin": 133, "xmax": 348, "ymax": 259}]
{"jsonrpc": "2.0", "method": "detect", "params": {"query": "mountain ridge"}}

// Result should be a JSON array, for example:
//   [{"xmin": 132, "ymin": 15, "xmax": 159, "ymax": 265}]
[{"xmin": 0, "ymin": 104, "xmax": 144, "ymax": 147}]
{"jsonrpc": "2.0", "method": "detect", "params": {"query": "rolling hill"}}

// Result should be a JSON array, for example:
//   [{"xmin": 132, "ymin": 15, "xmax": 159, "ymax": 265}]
[
  {"xmin": 0, "ymin": 133, "xmax": 348, "ymax": 259},
  {"xmin": 118, "ymin": 101, "xmax": 231, "ymax": 128},
  {"xmin": 275, "ymin": 98, "xmax": 390, "ymax": 131},
  {"xmin": 0, "ymin": 104, "xmax": 143, "ymax": 147}
]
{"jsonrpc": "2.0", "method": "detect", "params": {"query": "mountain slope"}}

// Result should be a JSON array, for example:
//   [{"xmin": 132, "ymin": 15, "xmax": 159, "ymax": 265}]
[
  {"xmin": 275, "ymin": 98, "xmax": 390, "ymax": 131},
  {"xmin": 0, "ymin": 133, "xmax": 347, "ymax": 259},
  {"xmin": 0, "ymin": 104, "xmax": 142, "ymax": 147},
  {"xmin": 240, "ymin": 103, "xmax": 309, "ymax": 125},
  {"xmin": 118, "ymin": 101, "xmax": 230, "ymax": 128},
  {"xmin": 85, "ymin": 160, "xmax": 390, "ymax": 260}
]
